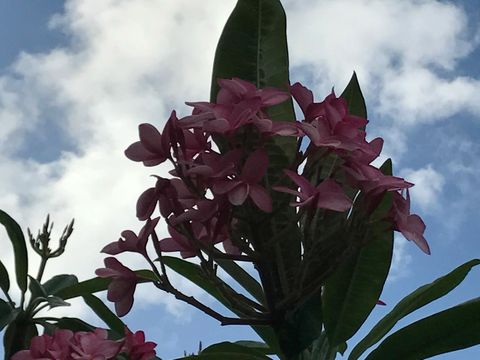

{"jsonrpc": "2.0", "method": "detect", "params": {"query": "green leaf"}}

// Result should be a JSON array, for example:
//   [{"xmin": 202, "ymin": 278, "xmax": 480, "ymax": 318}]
[
  {"xmin": 181, "ymin": 353, "xmax": 270, "ymax": 360},
  {"xmin": 365, "ymin": 298, "xmax": 480, "ymax": 360},
  {"xmin": 54, "ymin": 317, "xmax": 96, "ymax": 332},
  {"xmin": 82, "ymin": 293, "xmax": 125, "ymax": 336},
  {"xmin": 215, "ymin": 258, "xmax": 265, "ymax": 305},
  {"xmin": 0, "ymin": 299, "xmax": 18, "ymax": 332},
  {"xmin": 212, "ymin": 6, "xmax": 301, "ymax": 352},
  {"xmin": 322, "ymin": 160, "xmax": 394, "ymax": 347},
  {"xmin": 0, "ymin": 259, "xmax": 10, "ymax": 294},
  {"xmin": 234, "ymin": 341, "xmax": 273, "ymax": 355},
  {"xmin": 3, "ymin": 311, "xmax": 37, "ymax": 358},
  {"xmin": 349, "ymin": 258, "xmax": 480, "ymax": 360},
  {"xmin": 322, "ymin": 234, "xmax": 393, "ymax": 347},
  {"xmin": 278, "ymin": 292, "xmax": 323, "ymax": 355},
  {"xmin": 43, "ymin": 274, "xmax": 79, "ymax": 296},
  {"xmin": 45, "ymin": 296, "xmax": 70, "ymax": 309},
  {"xmin": 56, "ymin": 269, "xmax": 156, "ymax": 300},
  {"xmin": 201, "ymin": 341, "xmax": 271, "ymax": 358},
  {"xmin": 0, "ymin": 210, "xmax": 28, "ymax": 293},
  {"xmin": 211, "ymin": 0, "xmax": 295, "ymax": 127},
  {"xmin": 28, "ymin": 275, "xmax": 47, "ymax": 300},
  {"xmin": 340, "ymin": 72, "xmax": 367, "ymax": 119},
  {"xmin": 163, "ymin": 256, "xmax": 225, "ymax": 301},
  {"xmin": 163, "ymin": 256, "xmax": 279, "ymax": 353}
]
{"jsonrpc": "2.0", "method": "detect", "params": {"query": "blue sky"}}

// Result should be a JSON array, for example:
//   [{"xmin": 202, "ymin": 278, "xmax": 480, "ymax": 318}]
[{"xmin": 0, "ymin": 0, "xmax": 479, "ymax": 359}]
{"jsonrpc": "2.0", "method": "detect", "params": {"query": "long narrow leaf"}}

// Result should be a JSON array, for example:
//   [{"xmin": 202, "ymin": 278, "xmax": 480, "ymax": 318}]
[
  {"xmin": 0, "ymin": 259, "xmax": 10, "ymax": 294},
  {"xmin": 211, "ymin": 5, "xmax": 300, "ymax": 345},
  {"xmin": 365, "ymin": 298, "xmax": 480, "ymax": 360},
  {"xmin": 0, "ymin": 210, "xmax": 28, "ymax": 293},
  {"xmin": 201, "ymin": 341, "xmax": 270, "ymax": 358},
  {"xmin": 350, "ymin": 258, "xmax": 480, "ymax": 360},
  {"xmin": 215, "ymin": 258, "xmax": 265, "ymax": 305},
  {"xmin": 82, "ymin": 294, "xmax": 125, "ymax": 336},
  {"xmin": 43, "ymin": 274, "xmax": 79, "ymax": 296},
  {"xmin": 322, "ymin": 160, "xmax": 394, "ymax": 347}
]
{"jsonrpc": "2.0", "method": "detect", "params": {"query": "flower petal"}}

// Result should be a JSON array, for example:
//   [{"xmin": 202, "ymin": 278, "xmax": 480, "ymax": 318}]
[
  {"xmin": 228, "ymin": 184, "xmax": 249, "ymax": 206},
  {"xmin": 249, "ymin": 185, "xmax": 272, "ymax": 212},
  {"xmin": 241, "ymin": 149, "xmax": 268, "ymax": 184}
]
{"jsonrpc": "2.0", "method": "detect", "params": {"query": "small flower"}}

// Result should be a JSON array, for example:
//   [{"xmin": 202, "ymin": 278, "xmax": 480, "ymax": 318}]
[
  {"xmin": 122, "ymin": 328, "xmax": 157, "ymax": 360},
  {"xmin": 391, "ymin": 190, "xmax": 430, "ymax": 255},
  {"xmin": 344, "ymin": 161, "xmax": 413, "ymax": 194},
  {"xmin": 102, "ymin": 217, "xmax": 160, "ymax": 257},
  {"xmin": 12, "ymin": 330, "xmax": 73, "ymax": 360},
  {"xmin": 274, "ymin": 170, "xmax": 351, "ymax": 211},
  {"xmin": 96, "ymin": 257, "xmax": 139, "ymax": 317},
  {"xmin": 125, "ymin": 121, "xmax": 169, "ymax": 166},
  {"xmin": 213, "ymin": 149, "xmax": 272, "ymax": 212},
  {"xmin": 70, "ymin": 329, "xmax": 122, "ymax": 360}
]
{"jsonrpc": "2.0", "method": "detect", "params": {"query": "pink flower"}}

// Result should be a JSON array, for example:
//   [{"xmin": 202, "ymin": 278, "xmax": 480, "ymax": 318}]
[
  {"xmin": 213, "ymin": 149, "xmax": 272, "ymax": 212},
  {"xmin": 216, "ymin": 78, "xmax": 289, "ymax": 107},
  {"xmin": 102, "ymin": 217, "xmax": 160, "ymax": 257},
  {"xmin": 96, "ymin": 257, "xmax": 139, "ymax": 317},
  {"xmin": 391, "ymin": 190, "xmax": 430, "ymax": 255},
  {"xmin": 125, "ymin": 122, "xmax": 169, "ymax": 167},
  {"xmin": 274, "ymin": 170, "xmax": 351, "ymax": 211},
  {"xmin": 70, "ymin": 329, "xmax": 121, "ymax": 360},
  {"xmin": 122, "ymin": 329, "xmax": 157, "ymax": 360},
  {"xmin": 185, "ymin": 149, "xmax": 241, "ymax": 180},
  {"xmin": 182, "ymin": 78, "xmax": 291, "ymax": 136},
  {"xmin": 344, "ymin": 162, "xmax": 413, "ymax": 194},
  {"xmin": 160, "ymin": 219, "xmax": 228, "ymax": 258},
  {"xmin": 12, "ymin": 330, "xmax": 73, "ymax": 360},
  {"xmin": 291, "ymin": 83, "xmax": 376, "ymax": 156},
  {"xmin": 135, "ymin": 177, "xmax": 195, "ymax": 221}
]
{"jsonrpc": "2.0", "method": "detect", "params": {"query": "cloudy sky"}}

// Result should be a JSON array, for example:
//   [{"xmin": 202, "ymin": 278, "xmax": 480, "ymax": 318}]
[{"xmin": 0, "ymin": 0, "xmax": 479, "ymax": 359}]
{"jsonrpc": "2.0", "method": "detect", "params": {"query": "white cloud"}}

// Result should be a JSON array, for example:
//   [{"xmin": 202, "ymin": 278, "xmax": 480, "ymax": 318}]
[
  {"xmin": 0, "ymin": 0, "xmax": 237, "ymax": 320},
  {"xmin": 286, "ymin": 0, "xmax": 480, "ymax": 129},
  {"xmin": 401, "ymin": 165, "xmax": 445, "ymax": 211},
  {"xmin": 0, "ymin": 0, "xmax": 478, "ymax": 325}
]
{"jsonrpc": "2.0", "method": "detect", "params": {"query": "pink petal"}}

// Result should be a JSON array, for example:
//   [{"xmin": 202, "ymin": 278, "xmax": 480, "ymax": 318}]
[
  {"xmin": 125, "ymin": 142, "xmax": 159, "ymax": 163},
  {"xmin": 325, "ymin": 102, "xmax": 343, "ymax": 129},
  {"xmin": 203, "ymin": 118, "xmax": 231, "ymax": 133},
  {"xmin": 136, "ymin": 187, "xmax": 157, "ymax": 221},
  {"xmin": 283, "ymin": 169, "xmax": 316, "ymax": 196},
  {"xmin": 159, "ymin": 237, "xmax": 188, "ymax": 252},
  {"xmin": 315, "ymin": 179, "xmax": 352, "ymax": 212},
  {"xmin": 270, "ymin": 121, "xmax": 303, "ymax": 136},
  {"xmin": 402, "ymin": 214, "xmax": 430, "ymax": 255},
  {"xmin": 290, "ymin": 82, "xmax": 314, "ymax": 115},
  {"xmin": 260, "ymin": 88, "xmax": 290, "ymax": 106},
  {"xmin": 114, "ymin": 289, "xmax": 135, "ymax": 317},
  {"xmin": 228, "ymin": 184, "xmax": 249, "ymax": 206},
  {"xmin": 213, "ymin": 180, "xmax": 241, "ymax": 195},
  {"xmin": 249, "ymin": 185, "xmax": 272, "ymax": 212},
  {"xmin": 107, "ymin": 279, "xmax": 135, "ymax": 302},
  {"xmin": 101, "ymin": 241, "xmax": 122, "ymax": 255},
  {"xmin": 139, "ymin": 123, "xmax": 164, "ymax": 154},
  {"xmin": 241, "ymin": 149, "xmax": 268, "ymax": 184},
  {"xmin": 272, "ymin": 185, "xmax": 303, "ymax": 198}
]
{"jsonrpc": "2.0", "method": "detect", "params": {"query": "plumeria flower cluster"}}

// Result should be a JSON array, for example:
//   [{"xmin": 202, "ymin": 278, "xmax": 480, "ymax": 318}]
[
  {"xmin": 12, "ymin": 327, "xmax": 156, "ymax": 360},
  {"xmin": 97, "ymin": 77, "xmax": 429, "ymax": 317}
]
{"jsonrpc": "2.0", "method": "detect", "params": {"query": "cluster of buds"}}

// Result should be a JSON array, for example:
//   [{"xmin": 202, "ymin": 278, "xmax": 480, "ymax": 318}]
[
  {"xmin": 97, "ymin": 78, "xmax": 428, "ymax": 317},
  {"xmin": 12, "ymin": 328, "xmax": 156, "ymax": 360},
  {"xmin": 28, "ymin": 215, "xmax": 75, "ymax": 260}
]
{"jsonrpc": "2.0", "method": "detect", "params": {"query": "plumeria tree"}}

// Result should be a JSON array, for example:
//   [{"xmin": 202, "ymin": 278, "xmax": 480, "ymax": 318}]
[{"xmin": 1, "ymin": 0, "xmax": 480, "ymax": 359}]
